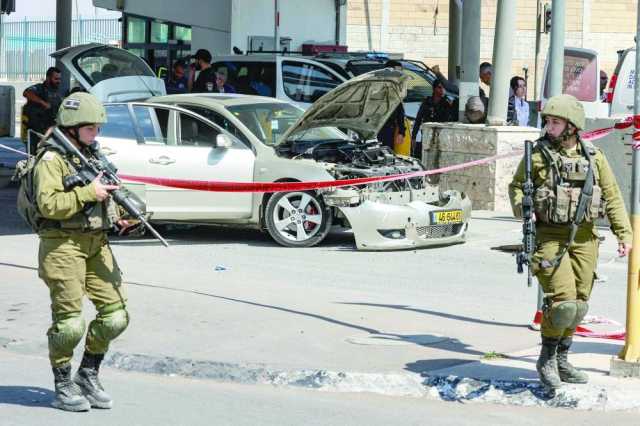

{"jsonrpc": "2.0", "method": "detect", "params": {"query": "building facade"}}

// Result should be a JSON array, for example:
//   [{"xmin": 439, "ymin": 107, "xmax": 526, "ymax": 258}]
[{"xmin": 346, "ymin": 0, "xmax": 637, "ymax": 98}]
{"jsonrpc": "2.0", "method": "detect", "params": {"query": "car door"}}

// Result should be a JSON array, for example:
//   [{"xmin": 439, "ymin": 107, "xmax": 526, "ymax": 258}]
[
  {"xmin": 97, "ymin": 103, "xmax": 149, "ymax": 203},
  {"xmin": 126, "ymin": 103, "xmax": 255, "ymax": 220},
  {"xmin": 276, "ymin": 57, "xmax": 346, "ymax": 109}
]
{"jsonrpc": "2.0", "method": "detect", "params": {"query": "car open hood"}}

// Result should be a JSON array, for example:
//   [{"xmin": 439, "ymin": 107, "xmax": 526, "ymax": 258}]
[
  {"xmin": 51, "ymin": 43, "xmax": 166, "ymax": 102},
  {"xmin": 279, "ymin": 69, "xmax": 408, "ymax": 142}
]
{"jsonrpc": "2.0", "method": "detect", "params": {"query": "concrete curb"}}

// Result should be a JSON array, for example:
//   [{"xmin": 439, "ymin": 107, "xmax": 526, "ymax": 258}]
[
  {"xmin": 104, "ymin": 351, "xmax": 638, "ymax": 411},
  {"xmin": 4, "ymin": 336, "xmax": 639, "ymax": 411}
]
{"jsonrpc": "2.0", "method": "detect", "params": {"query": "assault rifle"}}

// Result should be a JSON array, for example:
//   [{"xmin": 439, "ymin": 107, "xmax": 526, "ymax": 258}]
[
  {"xmin": 516, "ymin": 140, "xmax": 535, "ymax": 287},
  {"xmin": 52, "ymin": 127, "xmax": 169, "ymax": 247}
]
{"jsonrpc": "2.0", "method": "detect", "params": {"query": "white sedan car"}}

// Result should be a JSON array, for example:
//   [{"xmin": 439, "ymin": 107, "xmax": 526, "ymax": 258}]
[{"xmin": 55, "ymin": 43, "xmax": 472, "ymax": 250}]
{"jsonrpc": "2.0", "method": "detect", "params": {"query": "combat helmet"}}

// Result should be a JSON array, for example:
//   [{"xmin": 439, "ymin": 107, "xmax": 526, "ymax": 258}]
[
  {"xmin": 57, "ymin": 92, "xmax": 107, "ymax": 127},
  {"xmin": 541, "ymin": 94, "xmax": 585, "ymax": 131}
]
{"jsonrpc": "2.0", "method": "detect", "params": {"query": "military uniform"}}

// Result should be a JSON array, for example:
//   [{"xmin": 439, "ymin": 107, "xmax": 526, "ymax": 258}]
[
  {"xmin": 31, "ymin": 92, "xmax": 129, "ymax": 411},
  {"xmin": 509, "ymin": 94, "xmax": 631, "ymax": 391}
]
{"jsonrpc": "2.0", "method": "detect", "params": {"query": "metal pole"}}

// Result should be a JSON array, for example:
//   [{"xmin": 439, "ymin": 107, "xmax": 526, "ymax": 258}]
[
  {"xmin": 0, "ymin": 14, "xmax": 4, "ymax": 80},
  {"xmin": 459, "ymin": 0, "xmax": 481, "ymax": 121},
  {"xmin": 448, "ymin": 0, "xmax": 462, "ymax": 84},
  {"xmin": 487, "ymin": 0, "xmax": 517, "ymax": 125},
  {"xmin": 274, "ymin": 0, "xmax": 279, "ymax": 52},
  {"xmin": 548, "ymin": 0, "xmax": 566, "ymax": 97},
  {"xmin": 56, "ymin": 0, "xmax": 72, "ymax": 94},
  {"xmin": 618, "ymin": 2, "xmax": 640, "ymax": 363},
  {"xmin": 22, "ymin": 18, "xmax": 27, "ymax": 81},
  {"xmin": 533, "ymin": 0, "xmax": 542, "ymax": 101}
]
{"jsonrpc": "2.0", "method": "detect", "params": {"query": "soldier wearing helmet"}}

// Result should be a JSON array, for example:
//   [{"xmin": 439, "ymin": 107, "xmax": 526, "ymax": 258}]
[
  {"xmin": 32, "ymin": 92, "xmax": 131, "ymax": 412},
  {"xmin": 509, "ymin": 94, "xmax": 631, "ymax": 392}
]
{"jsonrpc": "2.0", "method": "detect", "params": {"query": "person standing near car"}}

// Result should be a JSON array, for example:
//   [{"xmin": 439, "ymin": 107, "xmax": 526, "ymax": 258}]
[
  {"xmin": 214, "ymin": 69, "xmax": 236, "ymax": 93},
  {"xmin": 189, "ymin": 48, "xmax": 217, "ymax": 93},
  {"xmin": 165, "ymin": 60, "xmax": 189, "ymax": 94},
  {"xmin": 33, "ymin": 92, "xmax": 132, "ymax": 412},
  {"xmin": 377, "ymin": 60, "xmax": 406, "ymax": 152},
  {"xmin": 508, "ymin": 94, "xmax": 631, "ymax": 392},
  {"xmin": 507, "ymin": 76, "xmax": 530, "ymax": 126},
  {"xmin": 411, "ymin": 79, "xmax": 457, "ymax": 157},
  {"xmin": 21, "ymin": 67, "xmax": 63, "ymax": 155}
]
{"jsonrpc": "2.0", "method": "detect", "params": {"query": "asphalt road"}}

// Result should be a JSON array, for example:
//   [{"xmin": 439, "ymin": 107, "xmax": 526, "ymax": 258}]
[{"xmin": 1, "ymin": 184, "xmax": 637, "ymax": 423}]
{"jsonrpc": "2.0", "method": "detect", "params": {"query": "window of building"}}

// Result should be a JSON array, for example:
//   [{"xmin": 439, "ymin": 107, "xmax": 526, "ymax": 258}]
[
  {"xmin": 127, "ymin": 17, "xmax": 146, "ymax": 44},
  {"xmin": 151, "ymin": 21, "xmax": 169, "ymax": 43}
]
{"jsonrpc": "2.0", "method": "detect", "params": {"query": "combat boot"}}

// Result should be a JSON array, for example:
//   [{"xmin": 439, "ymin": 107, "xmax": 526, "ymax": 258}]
[
  {"xmin": 536, "ymin": 337, "xmax": 562, "ymax": 390},
  {"xmin": 51, "ymin": 364, "xmax": 91, "ymax": 412},
  {"xmin": 74, "ymin": 352, "xmax": 113, "ymax": 409},
  {"xmin": 557, "ymin": 336, "xmax": 588, "ymax": 384}
]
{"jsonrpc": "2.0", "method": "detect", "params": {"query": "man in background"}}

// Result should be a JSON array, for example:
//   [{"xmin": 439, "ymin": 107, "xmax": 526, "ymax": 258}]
[{"xmin": 21, "ymin": 67, "xmax": 62, "ymax": 154}]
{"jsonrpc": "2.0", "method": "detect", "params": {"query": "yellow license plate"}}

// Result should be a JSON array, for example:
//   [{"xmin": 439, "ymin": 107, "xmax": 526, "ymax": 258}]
[{"xmin": 431, "ymin": 210, "xmax": 463, "ymax": 224}]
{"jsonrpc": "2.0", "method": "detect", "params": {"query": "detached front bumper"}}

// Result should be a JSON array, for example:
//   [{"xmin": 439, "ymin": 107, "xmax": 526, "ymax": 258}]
[{"xmin": 334, "ymin": 190, "xmax": 472, "ymax": 251}]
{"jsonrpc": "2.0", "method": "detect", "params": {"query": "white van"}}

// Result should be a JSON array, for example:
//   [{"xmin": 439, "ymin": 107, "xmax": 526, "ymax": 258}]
[
  {"xmin": 606, "ymin": 47, "xmax": 636, "ymax": 118},
  {"xmin": 540, "ymin": 47, "xmax": 609, "ymax": 119}
]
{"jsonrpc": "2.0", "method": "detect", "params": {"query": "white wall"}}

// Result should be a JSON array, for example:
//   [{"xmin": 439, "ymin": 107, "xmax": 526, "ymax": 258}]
[
  {"xmin": 230, "ymin": 0, "xmax": 340, "ymax": 53},
  {"xmin": 93, "ymin": 0, "xmax": 344, "ymax": 55},
  {"xmin": 94, "ymin": 0, "xmax": 233, "ymax": 53}
]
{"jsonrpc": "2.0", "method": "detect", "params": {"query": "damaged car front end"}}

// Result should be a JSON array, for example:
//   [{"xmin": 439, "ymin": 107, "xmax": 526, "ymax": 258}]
[{"xmin": 276, "ymin": 69, "xmax": 472, "ymax": 250}]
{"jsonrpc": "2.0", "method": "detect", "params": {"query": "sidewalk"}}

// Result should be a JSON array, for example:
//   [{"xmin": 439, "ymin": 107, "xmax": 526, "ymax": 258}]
[{"xmin": 1, "ymin": 207, "xmax": 639, "ymax": 411}]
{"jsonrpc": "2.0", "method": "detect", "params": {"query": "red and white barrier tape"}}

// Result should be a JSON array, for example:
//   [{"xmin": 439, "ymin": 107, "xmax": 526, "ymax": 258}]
[
  {"xmin": 120, "ymin": 151, "xmax": 519, "ymax": 193},
  {"xmin": 574, "ymin": 315, "xmax": 626, "ymax": 340}
]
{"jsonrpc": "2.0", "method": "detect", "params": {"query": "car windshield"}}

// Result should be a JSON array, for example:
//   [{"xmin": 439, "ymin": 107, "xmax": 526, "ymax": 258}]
[{"xmin": 226, "ymin": 102, "xmax": 348, "ymax": 146}]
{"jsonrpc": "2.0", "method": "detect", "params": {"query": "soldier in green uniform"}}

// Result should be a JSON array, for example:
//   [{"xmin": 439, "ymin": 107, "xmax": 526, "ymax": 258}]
[
  {"xmin": 33, "ymin": 92, "xmax": 131, "ymax": 411},
  {"xmin": 509, "ymin": 94, "xmax": 632, "ymax": 391}
]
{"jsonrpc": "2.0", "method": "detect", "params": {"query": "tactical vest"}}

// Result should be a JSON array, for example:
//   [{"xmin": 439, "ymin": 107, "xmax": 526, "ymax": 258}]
[
  {"xmin": 533, "ymin": 139, "xmax": 606, "ymax": 225},
  {"xmin": 18, "ymin": 136, "xmax": 119, "ymax": 232}
]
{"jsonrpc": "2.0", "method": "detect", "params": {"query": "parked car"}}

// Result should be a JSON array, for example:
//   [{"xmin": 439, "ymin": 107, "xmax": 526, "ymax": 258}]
[
  {"xmin": 605, "ymin": 46, "xmax": 636, "ymax": 118},
  {"xmin": 53, "ymin": 44, "xmax": 471, "ymax": 250},
  {"xmin": 212, "ymin": 53, "xmax": 453, "ymax": 119},
  {"xmin": 312, "ymin": 54, "xmax": 459, "ymax": 118}
]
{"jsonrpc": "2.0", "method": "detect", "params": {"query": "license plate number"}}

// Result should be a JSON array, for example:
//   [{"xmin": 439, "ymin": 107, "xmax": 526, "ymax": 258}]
[{"xmin": 431, "ymin": 210, "xmax": 463, "ymax": 224}]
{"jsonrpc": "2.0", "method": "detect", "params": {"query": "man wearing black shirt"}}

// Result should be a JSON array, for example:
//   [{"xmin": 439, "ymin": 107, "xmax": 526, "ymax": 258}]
[
  {"xmin": 189, "ymin": 49, "xmax": 217, "ymax": 93},
  {"xmin": 411, "ymin": 79, "xmax": 457, "ymax": 157},
  {"xmin": 21, "ymin": 66, "xmax": 62, "ymax": 154}
]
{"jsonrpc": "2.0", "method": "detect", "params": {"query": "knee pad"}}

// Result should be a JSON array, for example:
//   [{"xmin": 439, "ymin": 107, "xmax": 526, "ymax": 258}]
[
  {"xmin": 549, "ymin": 300, "xmax": 588, "ymax": 330},
  {"xmin": 90, "ymin": 302, "xmax": 130, "ymax": 343},
  {"xmin": 48, "ymin": 313, "xmax": 86, "ymax": 353},
  {"xmin": 569, "ymin": 300, "xmax": 589, "ymax": 329}
]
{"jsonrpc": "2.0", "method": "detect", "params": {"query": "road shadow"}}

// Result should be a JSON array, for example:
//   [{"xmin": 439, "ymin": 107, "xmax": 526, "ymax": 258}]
[
  {"xmin": 338, "ymin": 302, "xmax": 529, "ymax": 329},
  {"xmin": 0, "ymin": 386, "xmax": 54, "ymax": 408},
  {"xmin": 124, "ymin": 279, "xmax": 483, "ymax": 355},
  {"xmin": 109, "ymin": 225, "xmax": 357, "ymax": 251}
]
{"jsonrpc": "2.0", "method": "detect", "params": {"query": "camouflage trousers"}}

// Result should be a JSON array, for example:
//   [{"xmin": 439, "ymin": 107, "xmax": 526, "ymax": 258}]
[
  {"xmin": 533, "ymin": 225, "xmax": 599, "ymax": 338},
  {"xmin": 38, "ymin": 229, "xmax": 128, "ymax": 367}
]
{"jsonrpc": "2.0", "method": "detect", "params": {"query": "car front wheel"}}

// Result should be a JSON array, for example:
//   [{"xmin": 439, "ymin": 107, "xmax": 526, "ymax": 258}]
[{"xmin": 265, "ymin": 191, "xmax": 332, "ymax": 248}]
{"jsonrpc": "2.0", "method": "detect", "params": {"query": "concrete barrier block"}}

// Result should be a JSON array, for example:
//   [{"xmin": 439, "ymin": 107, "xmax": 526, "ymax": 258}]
[{"xmin": 0, "ymin": 86, "xmax": 15, "ymax": 138}]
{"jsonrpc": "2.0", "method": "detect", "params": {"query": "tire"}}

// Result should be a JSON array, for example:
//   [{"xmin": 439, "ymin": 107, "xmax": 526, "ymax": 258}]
[{"xmin": 265, "ymin": 191, "xmax": 332, "ymax": 248}]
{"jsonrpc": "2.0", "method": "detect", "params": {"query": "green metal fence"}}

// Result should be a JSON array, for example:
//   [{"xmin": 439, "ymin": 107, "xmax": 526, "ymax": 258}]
[{"xmin": 0, "ymin": 17, "xmax": 121, "ymax": 81}]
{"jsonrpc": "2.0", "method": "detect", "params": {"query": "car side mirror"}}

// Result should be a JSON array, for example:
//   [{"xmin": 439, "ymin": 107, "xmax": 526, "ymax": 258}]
[{"xmin": 216, "ymin": 133, "xmax": 233, "ymax": 149}]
